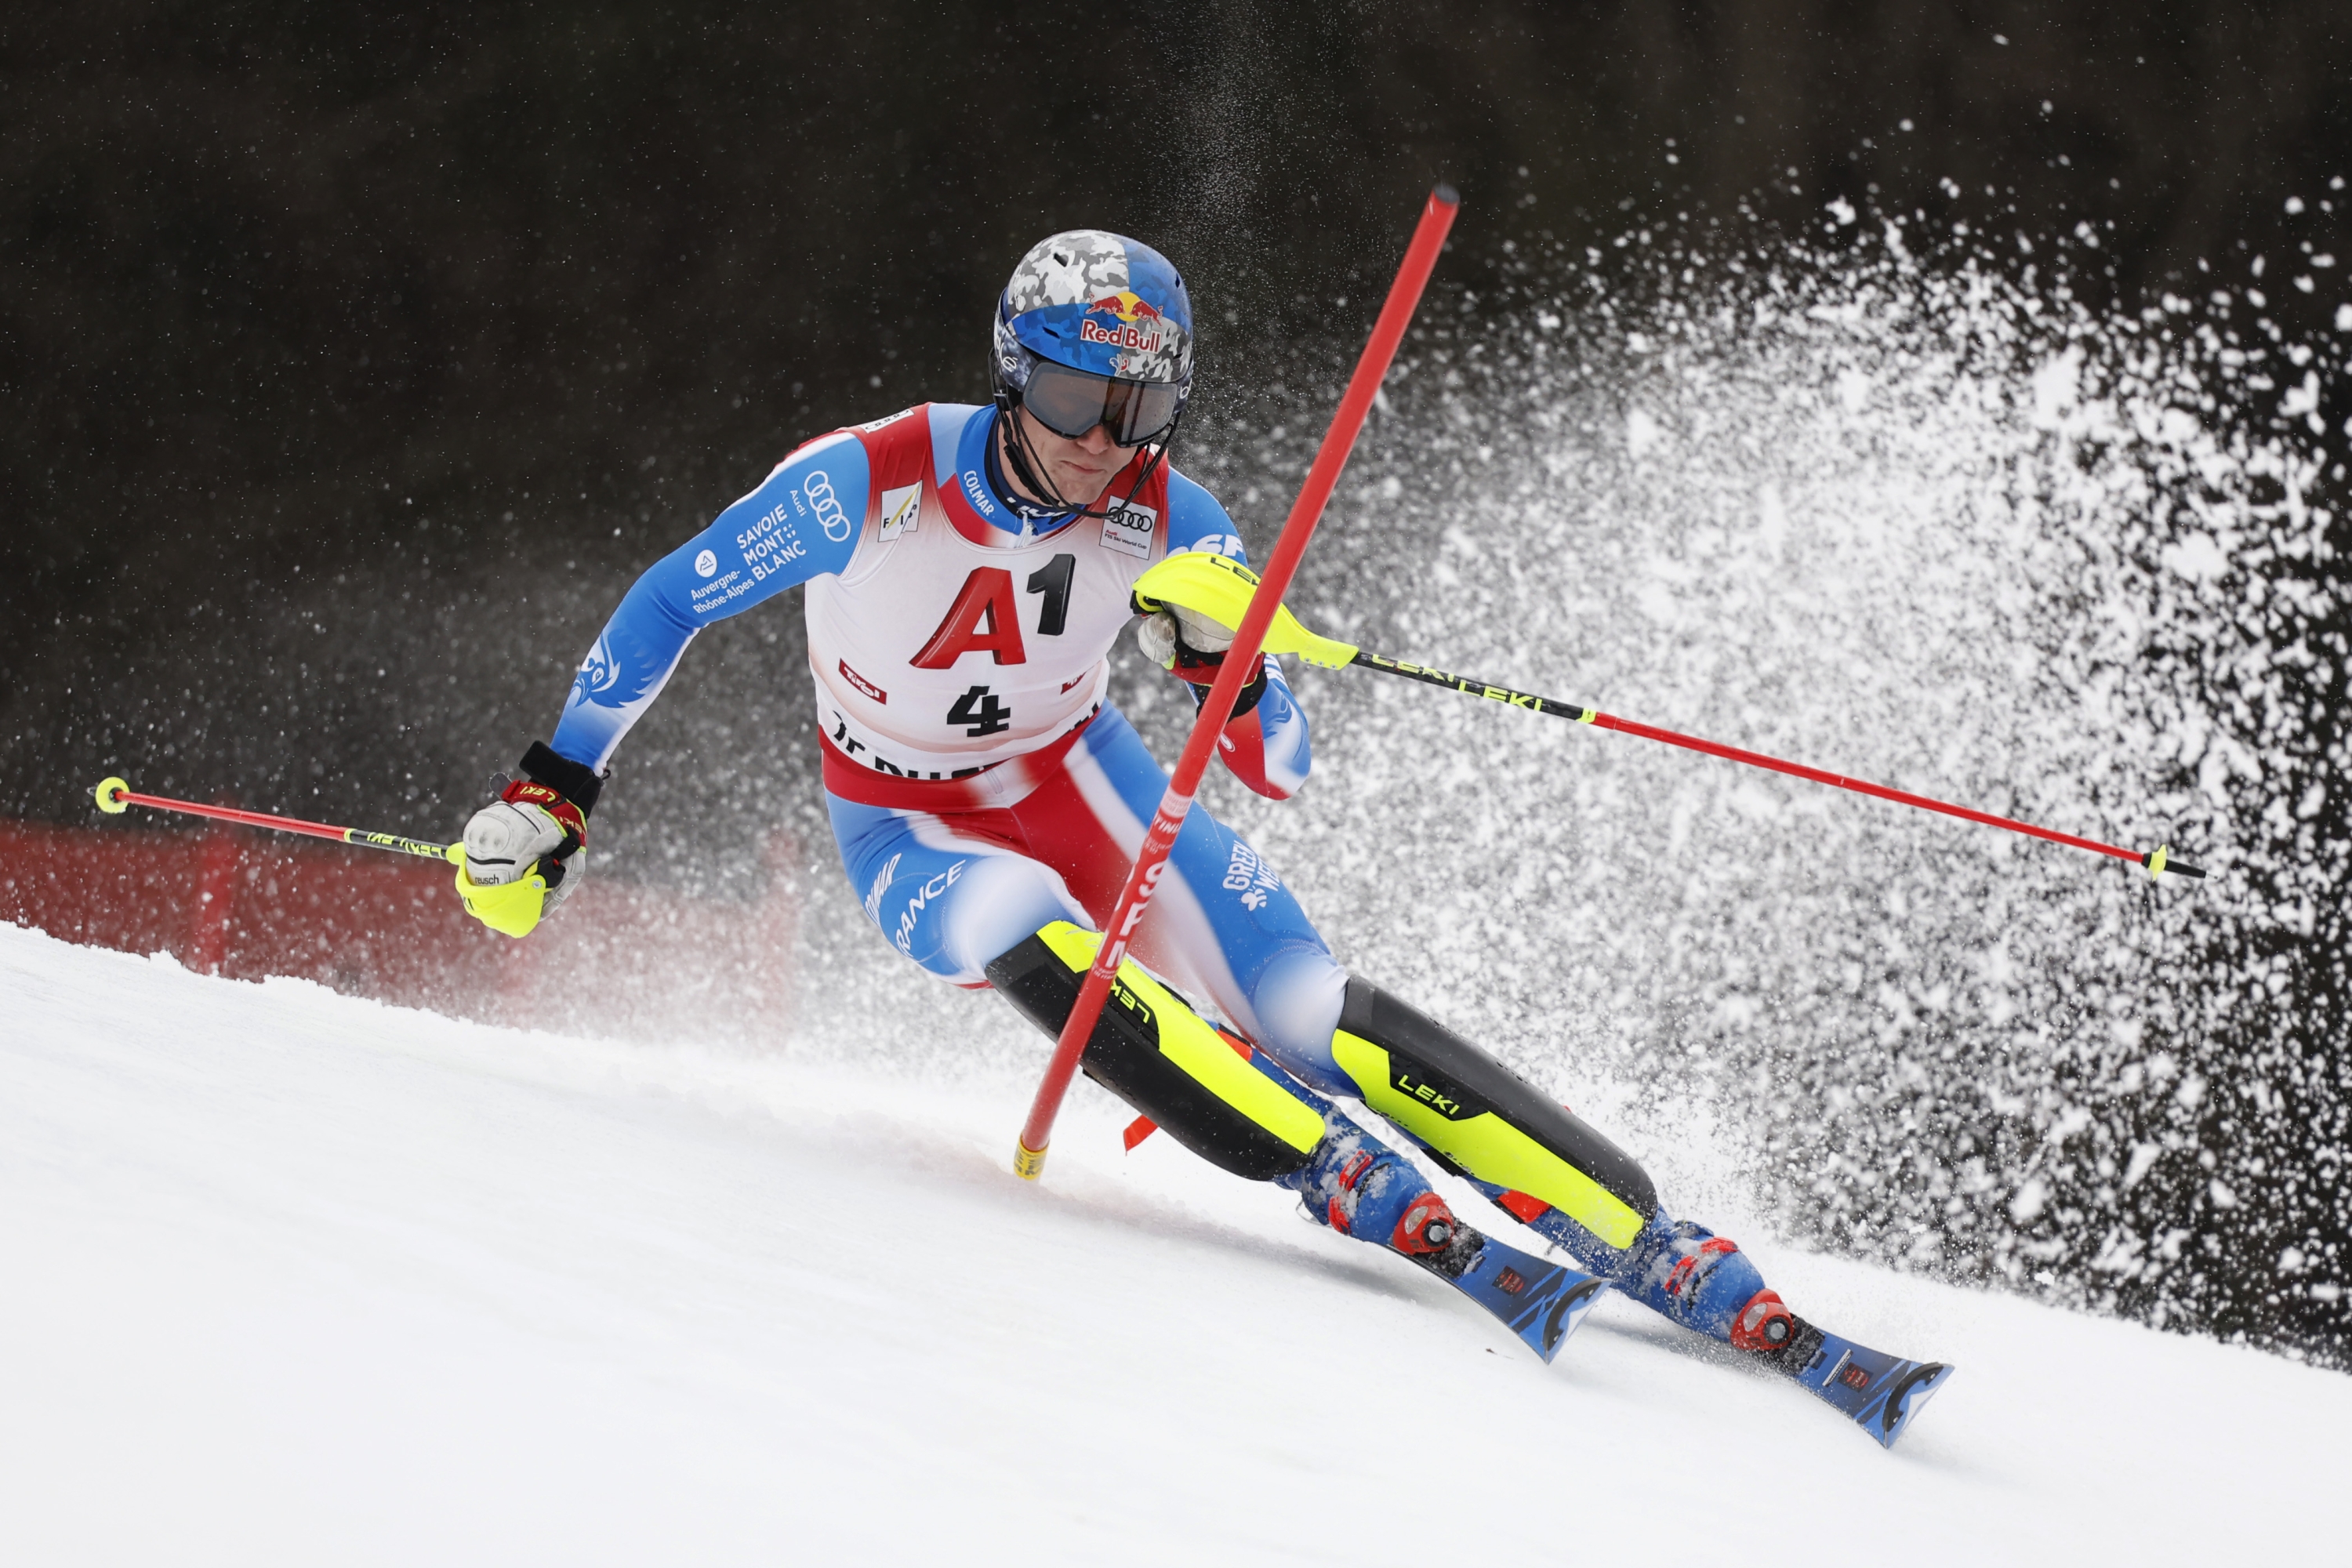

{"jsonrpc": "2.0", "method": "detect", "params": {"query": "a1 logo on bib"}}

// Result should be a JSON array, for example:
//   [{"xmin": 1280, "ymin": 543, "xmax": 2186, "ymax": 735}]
[
  {"xmin": 1100, "ymin": 499, "xmax": 1156, "ymax": 560},
  {"xmin": 879, "ymin": 483, "xmax": 921, "ymax": 542}
]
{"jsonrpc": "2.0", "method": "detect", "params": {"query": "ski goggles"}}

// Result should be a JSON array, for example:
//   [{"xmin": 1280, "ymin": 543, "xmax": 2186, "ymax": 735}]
[{"xmin": 1018, "ymin": 358, "xmax": 1184, "ymax": 447}]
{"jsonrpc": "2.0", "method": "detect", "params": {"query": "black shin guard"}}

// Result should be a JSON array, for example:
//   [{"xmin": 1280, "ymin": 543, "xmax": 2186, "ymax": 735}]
[
  {"xmin": 1329, "ymin": 978, "xmax": 1658, "ymax": 1248},
  {"xmin": 985, "ymin": 923, "xmax": 1323, "ymax": 1181}
]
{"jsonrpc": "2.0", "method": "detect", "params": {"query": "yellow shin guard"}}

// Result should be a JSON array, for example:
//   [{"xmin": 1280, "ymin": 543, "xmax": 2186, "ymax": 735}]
[
  {"xmin": 1328, "ymin": 979, "xmax": 1656, "ymax": 1249},
  {"xmin": 986, "ymin": 922, "xmax": 1324, "ymax": 1181}
]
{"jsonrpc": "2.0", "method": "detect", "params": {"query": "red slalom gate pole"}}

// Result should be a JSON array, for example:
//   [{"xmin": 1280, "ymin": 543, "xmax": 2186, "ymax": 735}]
[
  {"xmin": 1013, "ymin": 184, "xmax": 1460, "ymax": 1180},
  {"xmin": 89, "ymin": 776, "xmax": 458, "ymax": 862}
]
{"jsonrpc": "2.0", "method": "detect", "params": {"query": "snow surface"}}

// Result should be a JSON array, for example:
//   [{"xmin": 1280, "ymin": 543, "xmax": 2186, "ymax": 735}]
[{"xmin": 3, "ymin": 920, "xmax": 2343, "ymax": 1566}]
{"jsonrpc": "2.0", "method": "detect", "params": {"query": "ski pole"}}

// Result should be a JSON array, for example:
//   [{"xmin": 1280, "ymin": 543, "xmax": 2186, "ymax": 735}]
[
  {"xmin": 90, "ymin": 776, "xmax": 459, "ymax": 863},
  {"xmin": 1341, "ymin": 655, "xmax": 2207, "ymax": 879},
  {"xmin": 1013, "ymin": 183, "xmax": 1461, "ymax": 1181}
]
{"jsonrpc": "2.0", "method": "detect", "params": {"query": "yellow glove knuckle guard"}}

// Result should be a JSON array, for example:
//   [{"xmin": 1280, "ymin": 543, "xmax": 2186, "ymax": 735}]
[
  {"xmin": 1131, "ymin": 553, "xmax": 1360, "ymax": 669},
  {"xmin": 452, "ymin": 848, "xmax": 548, "ymax": 940}
]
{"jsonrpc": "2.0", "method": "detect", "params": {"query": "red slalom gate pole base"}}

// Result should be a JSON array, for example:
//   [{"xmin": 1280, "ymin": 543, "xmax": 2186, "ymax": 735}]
[{"xmin": 1012, "ymin": 185, "xmax": 1460, "ymax": 1180}]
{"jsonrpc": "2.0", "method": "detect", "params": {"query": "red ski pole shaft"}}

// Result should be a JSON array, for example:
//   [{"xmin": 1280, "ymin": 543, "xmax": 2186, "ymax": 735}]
[
  {"xmin": 1591, "ymin": 710, "xmax": 2201, "ymax": 874},
  {"xmin": 1014, "ymin": 185, "xmax": 1461, "ymax": 1180},
  {"xmin": 1347, "ymin": 654, "xmax": 2208, "ymax": 879},
  {"xmin": 89, "ymin": 776, "xmax": 457, "ymax": 862}
]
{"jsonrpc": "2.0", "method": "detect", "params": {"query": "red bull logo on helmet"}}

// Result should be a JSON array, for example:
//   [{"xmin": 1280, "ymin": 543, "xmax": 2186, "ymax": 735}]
[
  {"xmin": 1080, "ymin": 290, "xmax": 1167, "ymax": 353},
  {"xmin": 1087, "ymin": 290, "xmax": 1163, "ymax": 322}
]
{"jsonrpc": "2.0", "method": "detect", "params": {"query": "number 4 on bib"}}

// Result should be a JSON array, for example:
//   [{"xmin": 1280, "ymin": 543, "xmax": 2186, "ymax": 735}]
[{"xmin": 948, "ymin": 684, "xmax": 1013, "ymax": 737}]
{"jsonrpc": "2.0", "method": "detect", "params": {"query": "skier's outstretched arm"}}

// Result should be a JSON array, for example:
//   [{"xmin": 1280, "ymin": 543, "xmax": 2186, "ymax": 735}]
[
  {"xmin": 452, "ymin": 429, "xmax": 871, "ymax": 936},
  {"xmin": 1146, "ymin": 470, "xmax": 1312, "ymax": 799},
  {"xmin": 550, "ymin": 430, "xmax": 872, "ymax": 774}
]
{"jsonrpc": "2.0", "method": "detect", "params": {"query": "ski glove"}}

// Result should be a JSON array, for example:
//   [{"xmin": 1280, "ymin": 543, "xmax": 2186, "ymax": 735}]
[
  {"xmin": 1134, "ymin": 601, "xmax": 1269, "ymax": 717},
  {"xmin": 454, "ymin": 741, "xmax": 601, "ymax": 938}
]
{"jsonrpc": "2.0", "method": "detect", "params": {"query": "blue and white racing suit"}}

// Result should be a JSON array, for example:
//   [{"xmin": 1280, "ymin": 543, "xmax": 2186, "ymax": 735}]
[
  {"xmin": 549, "ymin": 401, "xmax": 1356, "ymax": 1088},
  {"xmin": 537, "ymin": 399, "xmax": 1807, "ymax": 1353}
]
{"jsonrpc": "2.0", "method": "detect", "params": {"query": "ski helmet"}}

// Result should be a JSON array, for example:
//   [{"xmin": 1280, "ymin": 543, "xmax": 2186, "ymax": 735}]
[{"xmin": 993, "ymin": 230, "xmax": 1194, "ymax": 448}]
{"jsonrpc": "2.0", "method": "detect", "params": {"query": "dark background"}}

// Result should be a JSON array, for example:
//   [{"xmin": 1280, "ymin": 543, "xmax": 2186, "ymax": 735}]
[
  {"xmin": 7, "ymin": 1, "xmax": 2349, "ymax": 828},
  {"xmin": 6, "ymin": 2, "xmax": 2351, "ymax": 1356}
]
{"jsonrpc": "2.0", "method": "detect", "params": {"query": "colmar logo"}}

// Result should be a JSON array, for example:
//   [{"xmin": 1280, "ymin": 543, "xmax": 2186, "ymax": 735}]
[{"xmin": 1080, "ymin": 291, "xmax": 1167, "ymax": 353}]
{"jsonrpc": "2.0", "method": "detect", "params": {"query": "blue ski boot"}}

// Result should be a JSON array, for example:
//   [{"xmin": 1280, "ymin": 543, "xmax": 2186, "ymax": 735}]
[
  {"xmin": 1511, "ymin": 1200, "xmax": 1952, "ymax": 1445},
  {"xmin": 1279, "ymin": 1115, "xmax": 1607, "ymax": 1361}
]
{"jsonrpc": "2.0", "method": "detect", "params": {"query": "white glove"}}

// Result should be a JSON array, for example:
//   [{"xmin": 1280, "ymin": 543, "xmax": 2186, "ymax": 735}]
[
  {"xmin": 456, "ymin": 778, "xmax": 590, "ymax": 936},
  {"xmin": 1136, "ymin": 603, "xmax": 1237, "ymax": 672},
  {"xmin": 463, "ymin": 797, "xmax": 582, "ymax": 887}
]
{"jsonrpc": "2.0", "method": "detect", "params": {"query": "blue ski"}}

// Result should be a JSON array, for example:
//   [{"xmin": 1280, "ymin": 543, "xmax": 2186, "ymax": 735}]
[
  {"xmin": 1417, "ymin": 1230, "xmax": 1607, "ymax": 1363},
  {"xmin": 1777, "ymin": 1323, "xmax": 1955, "ymax": 1449}
]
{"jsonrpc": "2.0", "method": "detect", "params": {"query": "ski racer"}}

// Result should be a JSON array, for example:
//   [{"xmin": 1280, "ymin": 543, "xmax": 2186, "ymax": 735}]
[{"xmin": 453, "ymin": 229, "xmax": 1821, "ymax": 1377}]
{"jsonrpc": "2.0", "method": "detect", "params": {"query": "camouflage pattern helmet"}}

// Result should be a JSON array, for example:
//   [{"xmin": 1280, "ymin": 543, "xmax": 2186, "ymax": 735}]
[{"xmin": 993, "ymin": 230, "xmax": 1195, "ymax": 394}]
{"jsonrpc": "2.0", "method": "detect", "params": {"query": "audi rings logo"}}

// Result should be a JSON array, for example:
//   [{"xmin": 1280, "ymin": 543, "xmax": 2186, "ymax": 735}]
[{"xmin": 804, "ymin": 470, "xmax": 851, "ymax": 543}]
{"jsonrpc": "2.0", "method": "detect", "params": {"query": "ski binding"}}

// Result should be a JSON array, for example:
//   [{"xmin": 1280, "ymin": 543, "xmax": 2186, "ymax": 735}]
[
  {"xmin": 1780, "ymin": 1323, "xmax": 1955, "ymax": 1449},
  {"xmin": 1424, "ymin": 1230, "xmax": 1607, "ymax": 1363}
]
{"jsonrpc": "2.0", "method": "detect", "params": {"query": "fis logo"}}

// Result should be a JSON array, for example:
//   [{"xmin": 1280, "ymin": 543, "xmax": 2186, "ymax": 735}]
[
  {"xmin": 878, "ymin": 483, "xmax": 920, "ymax": 542},
  {"xmin": 1080, "ymin": 291, "xmax": 1167, "ymax": 353}
]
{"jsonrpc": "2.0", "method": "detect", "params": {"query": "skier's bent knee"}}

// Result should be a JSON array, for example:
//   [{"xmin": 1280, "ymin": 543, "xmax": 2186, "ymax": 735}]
[
  {"xmin": 986, "ymin": 921, "xmax": 1329, "ymax": 1181},
  {"xmin": 986, "ymin": 923, "xmax": 1497, "ymax": 1278},
  {"xmin": 1325, "ymin": 976, "xmax": 1805, "ymax": 1358},
  {"xmin": 1323, "ymin": 975, "xmax": 1658, "ymax": 1247}
]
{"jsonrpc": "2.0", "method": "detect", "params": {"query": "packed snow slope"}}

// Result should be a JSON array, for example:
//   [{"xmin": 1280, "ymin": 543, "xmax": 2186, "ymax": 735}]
[{"xmin": 2, "ymin": 922, "xmax": 2343, "ymax": 1567}]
